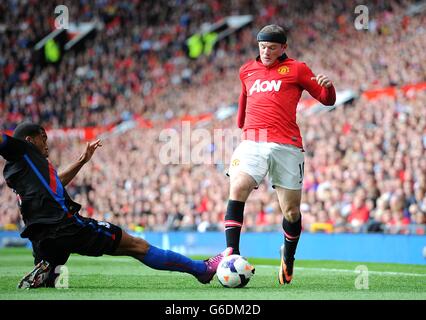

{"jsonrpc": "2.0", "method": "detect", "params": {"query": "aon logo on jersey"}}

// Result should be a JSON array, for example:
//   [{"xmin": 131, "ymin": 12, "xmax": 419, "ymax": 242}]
[{"xmin": 249, "ymin": 79, "xmax": 282, "ymax": 96}]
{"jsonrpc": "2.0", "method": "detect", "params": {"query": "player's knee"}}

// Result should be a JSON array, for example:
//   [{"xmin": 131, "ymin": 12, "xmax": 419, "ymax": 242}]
[
  {"xmin": 230, "ymin": 187, "xmax": 250, "ymax": 201},
  {"xmin": 230, "ymin": 177, "xmax": 254, "ymax": 200},
  {"xmin": 283, "ymin": 206, "xmax": 301, "ymax": 222}
]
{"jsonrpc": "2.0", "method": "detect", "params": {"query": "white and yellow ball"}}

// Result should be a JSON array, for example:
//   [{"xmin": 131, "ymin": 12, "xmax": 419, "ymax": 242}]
[{"xmin": 217, "ymin": 254, "xmax": 255, "ymax": 288}]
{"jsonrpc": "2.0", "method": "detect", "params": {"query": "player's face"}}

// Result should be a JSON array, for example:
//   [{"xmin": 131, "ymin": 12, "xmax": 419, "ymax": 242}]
[
  {"xmin": 28, "ymin": 129, "xmax": 49, "ymax": 158},
  {"xmin": 259, "ymin": 42, "xmax": 286, "ymax": 66}
]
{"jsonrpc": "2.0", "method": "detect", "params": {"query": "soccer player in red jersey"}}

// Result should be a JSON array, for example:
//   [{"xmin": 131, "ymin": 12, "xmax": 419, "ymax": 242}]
[{"xmin": 225, "ymin": 25, "xmax": 336, "ymax": 285}]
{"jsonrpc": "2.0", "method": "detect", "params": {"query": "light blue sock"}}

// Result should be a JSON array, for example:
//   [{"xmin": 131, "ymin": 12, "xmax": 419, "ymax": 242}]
[{"xmin": 142, "ymin": 245, "xmax": 206, "ymax": 275}]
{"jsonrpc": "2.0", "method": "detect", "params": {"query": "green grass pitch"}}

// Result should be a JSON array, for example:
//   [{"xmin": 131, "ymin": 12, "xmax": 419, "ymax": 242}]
[{"xmin": 1, "ymin": 248, "xmax": 425, "ymax": 300}]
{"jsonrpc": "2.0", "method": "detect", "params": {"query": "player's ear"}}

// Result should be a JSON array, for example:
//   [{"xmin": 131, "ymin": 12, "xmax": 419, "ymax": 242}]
[
  {"xmin": 25, "ymin": 136, "xmax": 33, "ymax": 144},
  {"xmin": 282, "ymin": 43, "xmax": 288, "ymax": 51}
]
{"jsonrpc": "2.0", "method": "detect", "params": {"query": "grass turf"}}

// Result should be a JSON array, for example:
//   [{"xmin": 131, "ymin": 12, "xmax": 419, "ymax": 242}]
[{"xmin": 0, "ymin": 248, "xmax": 425, "ymax": 300}]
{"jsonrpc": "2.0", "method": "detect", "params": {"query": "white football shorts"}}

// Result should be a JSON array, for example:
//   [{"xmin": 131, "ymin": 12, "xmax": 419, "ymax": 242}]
[{"xmin": 227, "ymin": 140, "xmax": 305, "ymax": 190}]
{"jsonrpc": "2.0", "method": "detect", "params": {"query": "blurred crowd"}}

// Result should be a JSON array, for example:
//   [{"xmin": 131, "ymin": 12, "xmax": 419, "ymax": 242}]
[
  {"xmin": 1, "ymin": 0, "xmax": 425, "ymax": 234},
  {"xmin": 299, "ymin": 91, "xmax": 426, "ymax": 235},
  {"xmin": 2, "ymin": 0, "xmax": 425, "ymax": 127}
]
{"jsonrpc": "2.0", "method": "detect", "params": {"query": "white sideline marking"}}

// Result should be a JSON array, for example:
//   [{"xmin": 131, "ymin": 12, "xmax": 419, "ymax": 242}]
[{"xmin": 256, "ymin": 265, "xmax": 426, "ymax": 277}]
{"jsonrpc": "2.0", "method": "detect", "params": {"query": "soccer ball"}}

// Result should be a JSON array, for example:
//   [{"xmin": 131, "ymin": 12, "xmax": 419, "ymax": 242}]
[{"xmin": 217, "ymin": 254, "xmax": 255, "ymax": 288}]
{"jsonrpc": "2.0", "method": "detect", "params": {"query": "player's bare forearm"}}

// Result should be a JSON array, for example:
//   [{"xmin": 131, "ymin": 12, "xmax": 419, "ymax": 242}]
[
  {"xmin": 59, "ymin": 139, "xmax": 102, "ymax": 186},
  {"xmin": 59, "ymin": 160, "xmax": 86, "ymax": 186}
]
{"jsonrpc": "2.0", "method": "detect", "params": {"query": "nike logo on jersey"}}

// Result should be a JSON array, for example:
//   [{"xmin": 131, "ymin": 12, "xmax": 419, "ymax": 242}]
[
  {"xmin": 247, "ymin": 71, "xmax": 257, "ymax": 76},
  {"xmin": 249, "ymin": 79, "xmax": 282, "ymax": 96}
]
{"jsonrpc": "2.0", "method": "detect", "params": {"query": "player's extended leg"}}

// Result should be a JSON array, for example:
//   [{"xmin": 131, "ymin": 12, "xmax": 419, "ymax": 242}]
[
  {"xmin": 113, "ymin": 231, "xmax": 232, "ymax": 284},
  {"xmin": 226, "ymin": 172, "xmax": 257, "ymax": 255},
  {"xmin": 275, "ymin": 187, "xmax": 302, "ymax": 285},
  {"xmin": 18, "ymin": 214, "xmax": 230, "ymax": 288},
  {"xmin": 226, "ymin": 140, "xmax": 269, "ymax": 254}
]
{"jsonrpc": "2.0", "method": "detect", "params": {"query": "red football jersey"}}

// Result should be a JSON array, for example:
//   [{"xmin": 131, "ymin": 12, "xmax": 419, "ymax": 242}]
[{"xmin": 237, "ymin": 54, "xmax": 336, "ymax": 148}]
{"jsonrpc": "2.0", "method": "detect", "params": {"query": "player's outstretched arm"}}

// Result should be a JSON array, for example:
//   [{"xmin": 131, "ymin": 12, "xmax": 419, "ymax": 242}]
[{"xmin": 58, "ymin": 139, "xmax": 102, "ymax": 186}]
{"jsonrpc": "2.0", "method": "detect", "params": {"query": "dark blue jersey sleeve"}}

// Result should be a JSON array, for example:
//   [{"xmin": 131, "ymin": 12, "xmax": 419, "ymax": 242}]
[{"xmin": 0, "ymin": 134, "xmax": 27, "ymax": 162}]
